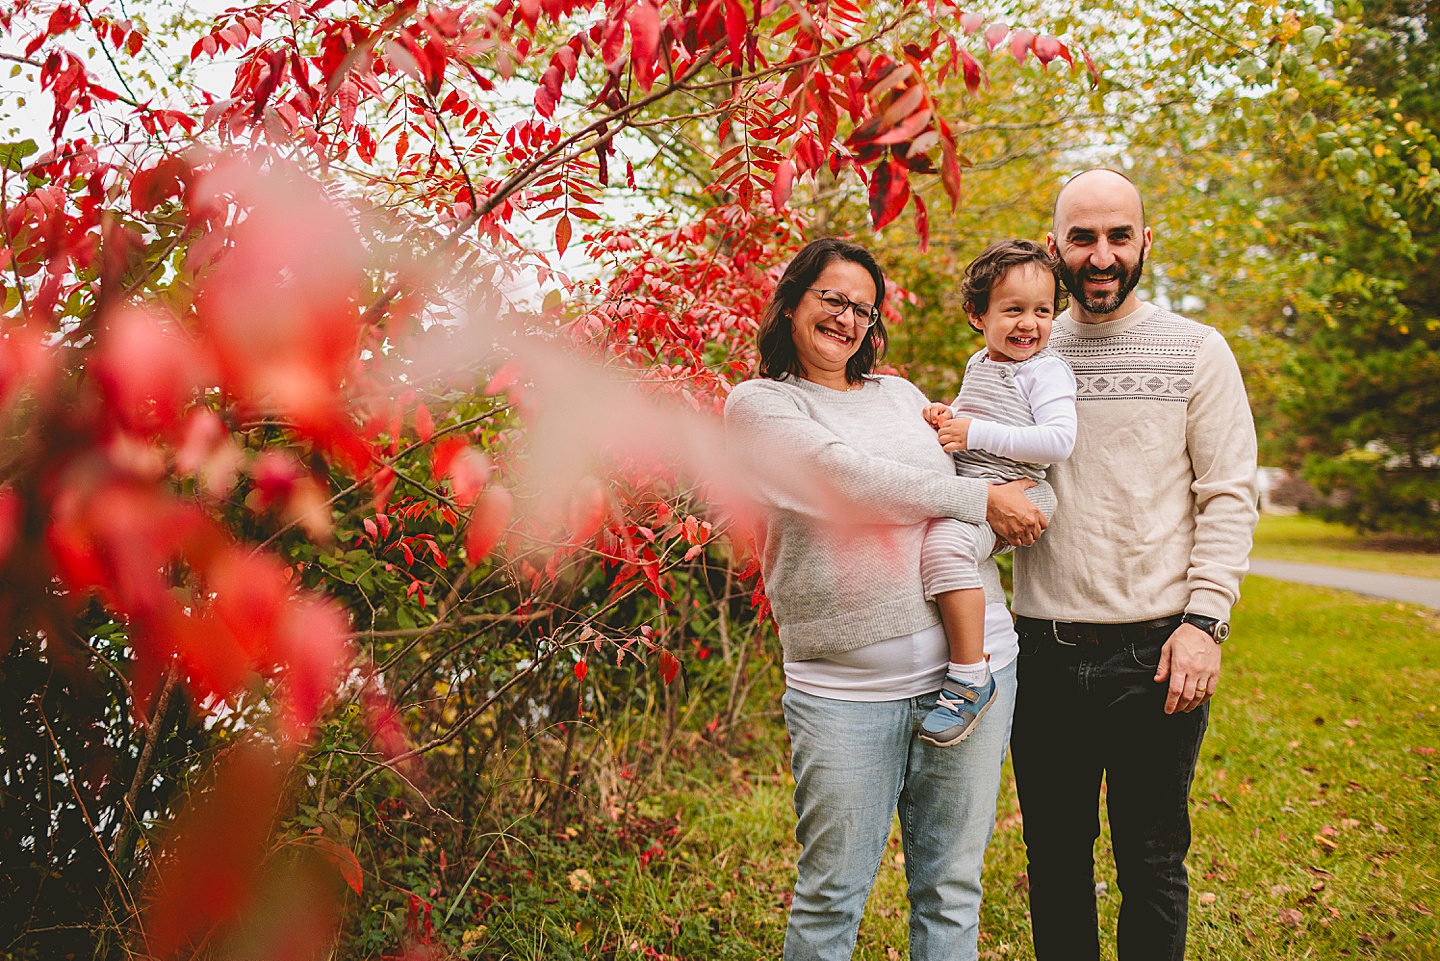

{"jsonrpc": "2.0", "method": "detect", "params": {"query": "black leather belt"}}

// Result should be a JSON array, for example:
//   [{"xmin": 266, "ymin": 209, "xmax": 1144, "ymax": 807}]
[{"xmin": 1016, "ymin": 614, "xmax": 1182, "ymax": 649}]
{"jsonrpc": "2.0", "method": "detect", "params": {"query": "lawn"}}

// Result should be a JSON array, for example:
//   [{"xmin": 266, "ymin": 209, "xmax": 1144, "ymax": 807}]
[
  {"xmin": 459, "ymin": 576, "xmax": 1440, "ymax": 960},
  {"xmin": 1252, "ymin": 514, "xmax": 1440, "ymax": 580}
]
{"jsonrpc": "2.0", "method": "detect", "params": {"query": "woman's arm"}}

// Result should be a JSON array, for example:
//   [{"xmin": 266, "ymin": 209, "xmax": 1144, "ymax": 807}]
[{"xmin": 725, "ymin": 382, "xmax": 991, "ymax": 526}]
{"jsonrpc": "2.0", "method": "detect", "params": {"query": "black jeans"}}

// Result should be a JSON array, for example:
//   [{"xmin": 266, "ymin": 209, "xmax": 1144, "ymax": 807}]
[{"xmin": 1010, "ymin": 615, "xmax": 1208, "ymax": 961}]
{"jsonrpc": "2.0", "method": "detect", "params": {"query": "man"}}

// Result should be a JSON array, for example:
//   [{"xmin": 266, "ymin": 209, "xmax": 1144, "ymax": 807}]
[{"xmin": 1010, "ymin": 168, "xmax": 1258, "ymax": 961}]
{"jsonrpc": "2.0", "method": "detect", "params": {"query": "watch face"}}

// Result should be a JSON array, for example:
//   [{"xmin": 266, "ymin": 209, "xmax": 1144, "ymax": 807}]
[{"xmin": 1215, "ymin": 622, "xmax": 1230, "ymax": 642}]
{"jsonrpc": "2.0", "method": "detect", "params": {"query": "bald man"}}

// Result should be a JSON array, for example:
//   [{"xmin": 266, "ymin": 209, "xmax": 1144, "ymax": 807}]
[{"xmin": 1009, "ymin": 169, "xmax": 1258, "ymax": 960}]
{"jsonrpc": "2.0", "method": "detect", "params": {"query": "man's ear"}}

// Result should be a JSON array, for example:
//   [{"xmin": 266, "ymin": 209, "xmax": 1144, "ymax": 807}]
[{"xmin": 1046, "ymin": 232, "xmax": 1059, "ymax": 257}]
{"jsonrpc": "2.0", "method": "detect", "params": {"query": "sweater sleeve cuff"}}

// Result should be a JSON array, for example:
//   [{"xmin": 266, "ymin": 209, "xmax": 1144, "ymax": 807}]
[
  {"xmin": 1186, "ymin": 588, "xmax": 1234, "ymax": 622},
  {"xmin": 946, "ymin": 475, "xmax": 991, "ymax": 526}
]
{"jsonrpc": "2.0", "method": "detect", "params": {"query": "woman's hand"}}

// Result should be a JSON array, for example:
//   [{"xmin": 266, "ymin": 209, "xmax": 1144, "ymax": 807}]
[
  {"xmin": 986, "ymin": 479, "xmax": 1047, "ymax": 547},
  {"xmin": 937, "ymin": 417, "xmax": 973, "ymax": 453},
  {"xmin": 923, "ymin": 403, "xmax": 952, "ymax": 427}
]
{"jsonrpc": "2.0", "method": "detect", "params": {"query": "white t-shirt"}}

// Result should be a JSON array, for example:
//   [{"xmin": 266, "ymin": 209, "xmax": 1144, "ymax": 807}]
[{"xmin": 784, "ymin": 604, "xmax": 1018, "ymax": 701}]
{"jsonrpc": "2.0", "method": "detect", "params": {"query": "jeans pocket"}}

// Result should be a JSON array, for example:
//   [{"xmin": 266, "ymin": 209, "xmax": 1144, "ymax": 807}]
[
  {"xmin": 1128, "ymin": 638, "xmax": 1163, "ymax": 671},
  {"xmin": 1017, "ymin": 625, "xmax": 1042, "ymax": 659}
]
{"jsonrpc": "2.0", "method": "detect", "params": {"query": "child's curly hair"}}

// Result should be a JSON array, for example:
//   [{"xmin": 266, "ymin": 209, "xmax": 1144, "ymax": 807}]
[{"xmin": 961, "ymin": 239, "xmax": 1067, "ymax": 331}]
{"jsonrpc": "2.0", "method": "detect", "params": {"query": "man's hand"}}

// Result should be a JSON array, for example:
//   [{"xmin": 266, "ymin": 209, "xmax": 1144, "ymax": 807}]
[
  {"xmin": 937, "ymin": 416, "xmax": 973, "ymax": 453},
  {"xmin": 923, "ymin": 403, "xmax": 953, "ymax": 427},
  {"xmin": 1155, "ymin": 622, "xmax": 1222, "ymax": 714},
  {"xmin": 985, "ymin": 479, "xmax": 1046, "ymax": 547}
]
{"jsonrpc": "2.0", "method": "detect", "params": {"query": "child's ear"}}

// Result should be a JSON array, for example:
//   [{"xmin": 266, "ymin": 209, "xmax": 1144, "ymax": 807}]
[{"xmin": 966, "ymin": 312, "xmax": 984, "ymax": 333}]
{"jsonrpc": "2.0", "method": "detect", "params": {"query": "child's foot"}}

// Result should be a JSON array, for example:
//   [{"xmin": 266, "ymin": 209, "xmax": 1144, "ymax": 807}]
[{"xmin": 918, "ymin": 672, "xmax": 996, "ymax": 747}]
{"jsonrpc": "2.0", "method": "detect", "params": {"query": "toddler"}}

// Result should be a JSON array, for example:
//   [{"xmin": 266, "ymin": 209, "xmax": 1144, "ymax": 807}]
[{"xmin": 918, "ymin": 239, "xmax": 1077, "ymax": 747}]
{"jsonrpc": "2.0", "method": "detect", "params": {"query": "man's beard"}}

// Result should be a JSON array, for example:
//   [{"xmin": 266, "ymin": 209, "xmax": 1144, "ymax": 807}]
[{"xmin": 1060, "ymin": 248, "xmax": 1146, "ymax": 316}]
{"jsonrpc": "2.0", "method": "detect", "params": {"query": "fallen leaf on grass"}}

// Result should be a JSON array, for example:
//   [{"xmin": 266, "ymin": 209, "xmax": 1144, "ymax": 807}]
[
  {"xmin": 1343, "ymin": 718, "xmax": 1361, "ymax": 727},
  {"xmin": 1411, "ymin": 745, "xmax": 1437, "ymax": 756},
  {"xmin": 1198, "ymin": 892, "xmax": 1217, "ymax": 905},
  {"xmin": 1311, "ymin": 880, "xmax": 1326, "ymax": 892},
  {"xmin": 1339, "ymin": 818, "xmax": 1361, "ymax": 830},
  {"xmin": 886, "ymin": 948, "xmax": 902, "ymax": 961},
  {"xmin": 1314, "ymin": 834, "xmax": 1339, "ymax": 851},
  {"xmin": 1278, "ymin": 908, "xmax": 1304, "ymax": 928}
]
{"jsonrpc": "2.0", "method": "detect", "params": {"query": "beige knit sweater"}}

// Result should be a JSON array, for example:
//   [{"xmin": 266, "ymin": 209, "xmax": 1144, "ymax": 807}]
[{"xmin": 1013, "ymin": 303, "xmax": 1259, "ymax": 623}]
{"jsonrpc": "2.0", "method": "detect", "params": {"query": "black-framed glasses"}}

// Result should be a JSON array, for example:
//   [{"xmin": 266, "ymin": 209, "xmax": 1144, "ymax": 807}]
[{"xmin": 805, "ymin": 287, "xmax": 880, "ymax": 328}]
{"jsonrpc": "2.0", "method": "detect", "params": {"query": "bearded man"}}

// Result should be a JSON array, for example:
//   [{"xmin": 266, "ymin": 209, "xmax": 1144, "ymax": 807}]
[{"xmin": 1009, "ymin": 168, "xmax": 1259, "ymax": 960}]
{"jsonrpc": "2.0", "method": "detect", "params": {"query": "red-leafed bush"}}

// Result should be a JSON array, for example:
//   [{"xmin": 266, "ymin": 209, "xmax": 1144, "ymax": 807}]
[{"xmin": 0, "ymin": 0, "xmax": 1090, "ymax": 954}]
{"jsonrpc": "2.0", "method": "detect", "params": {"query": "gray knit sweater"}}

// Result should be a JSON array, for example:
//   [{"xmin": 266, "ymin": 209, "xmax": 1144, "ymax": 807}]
[{"xmin": 725, "ymin": 374, "xmax": 997, "ymax": 662}]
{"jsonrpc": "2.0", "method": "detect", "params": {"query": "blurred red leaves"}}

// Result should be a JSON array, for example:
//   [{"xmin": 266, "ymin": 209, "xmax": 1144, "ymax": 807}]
[
  {"xmin": 192, "ymin": 160, "xmax": 370, "ymax": 470},
  {"xmin": 143, "ymin": 743, "xmax": 285, "ymax": 958},
  {"xmin": 464, "ymin": 485, "xmax": 514, "ymax": 562}
]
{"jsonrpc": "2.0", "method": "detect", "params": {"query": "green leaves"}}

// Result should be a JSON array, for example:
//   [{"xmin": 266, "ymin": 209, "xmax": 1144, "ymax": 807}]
[{"xmin": 0, "ymin": 139, "xmax": 37, "ymax": 172}]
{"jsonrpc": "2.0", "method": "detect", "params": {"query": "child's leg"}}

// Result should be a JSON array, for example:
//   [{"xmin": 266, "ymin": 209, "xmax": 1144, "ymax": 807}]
[
  {"xmin": 920, "ymin": 517, "xmax": 1001, "ymax": 747},
  {"xmin": 920, "ymin": 518, "xmax": 998, "ymax": 668},
  {"xmin": 936, "ymin": 589, "xmax": 987, "ymax": 669}
]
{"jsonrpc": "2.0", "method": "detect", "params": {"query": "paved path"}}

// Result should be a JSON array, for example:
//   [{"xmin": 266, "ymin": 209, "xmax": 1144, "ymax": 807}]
[{"xmin": 1248, "ymin": 558, "xmax": 1440, "ymax": 611}]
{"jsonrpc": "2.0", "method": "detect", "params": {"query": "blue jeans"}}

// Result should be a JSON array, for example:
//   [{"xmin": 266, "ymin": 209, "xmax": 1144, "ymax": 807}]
[
  {"xmin": 1010, "ymin": 617, "xmax": 1208, "ymax": 961},
  {"xmin": 781, "ymin": 660, "xmax": 1017, "ymax": 961}
]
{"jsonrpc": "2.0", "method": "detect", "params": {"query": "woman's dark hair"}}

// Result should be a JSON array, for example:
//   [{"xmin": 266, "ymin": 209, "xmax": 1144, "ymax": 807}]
[
  {"xmin": 756, "ymin": 237, "xmax": 888, "ymax": 384},
  {"xmin": 961, "ymin": 239, "xmax": 1067, "ymax": 330}
]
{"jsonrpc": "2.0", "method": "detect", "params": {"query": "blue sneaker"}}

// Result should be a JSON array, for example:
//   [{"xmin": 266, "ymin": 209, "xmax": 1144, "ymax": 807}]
[{"xmin": 918, "ymin": 672, "xmax": 996, "ymax": 747}]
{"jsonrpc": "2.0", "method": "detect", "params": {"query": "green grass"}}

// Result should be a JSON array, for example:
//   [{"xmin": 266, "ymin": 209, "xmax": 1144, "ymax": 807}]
[
  {"xmin": 1252, "ymin": 514, "xmax": 1440, "ymax": 579},
  {"xmin": 451, "ymin": 578, "xmax": 1439, "ymax": 959}
]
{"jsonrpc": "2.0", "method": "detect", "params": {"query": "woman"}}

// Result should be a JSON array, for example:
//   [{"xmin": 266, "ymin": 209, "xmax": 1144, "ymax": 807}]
[{"xmin": 724, "ymin": 237, "xmax": 1045, "ymax": 961}]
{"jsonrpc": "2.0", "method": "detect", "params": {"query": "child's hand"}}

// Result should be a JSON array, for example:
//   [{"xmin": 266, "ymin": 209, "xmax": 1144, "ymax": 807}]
[
  {"xmin": 937, "ymin": 417, "xmax": 973, "ymax": 452},
  {"xmin": 923, "ymin": 403, "xmax": 953, "ymax": 428}
]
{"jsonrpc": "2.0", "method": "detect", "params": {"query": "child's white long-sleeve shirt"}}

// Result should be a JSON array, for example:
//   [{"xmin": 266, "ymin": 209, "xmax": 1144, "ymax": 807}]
[{"xmin": 959, "ymin": 352, "xmax": 1077, "ymax": 466}]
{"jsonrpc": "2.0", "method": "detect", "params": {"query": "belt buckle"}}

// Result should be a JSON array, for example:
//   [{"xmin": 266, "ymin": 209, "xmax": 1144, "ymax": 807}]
[{"xmin": 1052, "ymin": 620, "xmax": 1076, "ymax": 647}]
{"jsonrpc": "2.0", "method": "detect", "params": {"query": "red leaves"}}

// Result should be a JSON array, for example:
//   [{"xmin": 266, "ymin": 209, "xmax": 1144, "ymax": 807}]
[
  {"xmin": 1009, "ymin": 28, "xmax": 1037, "ymax": 65},
  {"xmin": 442, "ymin": 444, "xmax": 492, "ymax": 508},
  {"xmin": 191, "ymin": 159, "xmax": 371, "ymax": 468},
  {"xmin": 574, "ymin": 659, "xmax": 589, "ymax": 682},
  {"xmin": 464, "ymin": 485, "xmax": 514, "ymax": 562},
  {"xmin": 129, "ymin": 156, "xmax": 191, "ymax": 212},
  {"xmin": 556, "ymin": 213, "xmax": 573, "ymax": 257},
  {"xmin": 144, "ymin": 743, "xmax": 284, "ymax": 959},
  {"xmin": 535, "ymin": 65, "xmax": 563, "ymax": 118},
  {"xmin": 867, "ymin": 158, "xmax": 910, "ymax": 230},
  {"xmin": 1033, "ymin": 35, "xmax": 1072, "ymax": 66},
  {"xmin": 722, "ymin": 0, "xmax": 748, "ymax": 61},
  {"xmin": 770, "ymin": 158, "xmax": 795, "ymax": 210},
  {"xmin": 94, "ymin": 307, "xmax": 210, "ymax": 433},
  {"xmin": 960, "ymin": 49, "xmax": 984, "ymax": 95},
  {"xmin": 913, "ymin": 193, "xmax": 930, "ymax": 253},
  {"xmin": 626, "ymin": 1, "xmax": 662, "ymax": 92},
  {"xmin": 657, "ymin": 649, "xmax": 680, "ymax": 686}
]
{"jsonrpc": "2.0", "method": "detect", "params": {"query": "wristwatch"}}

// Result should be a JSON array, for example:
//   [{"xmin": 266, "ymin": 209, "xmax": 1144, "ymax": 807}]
[{"xmin": 1181, "ymin": 612, "xmax": 1230, "ymax": 644}]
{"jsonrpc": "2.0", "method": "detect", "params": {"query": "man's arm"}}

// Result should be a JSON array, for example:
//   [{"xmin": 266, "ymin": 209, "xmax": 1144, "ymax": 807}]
[{"xmin": 1156, "ymin": 332, "xmax": 1259, "ymax": 713}]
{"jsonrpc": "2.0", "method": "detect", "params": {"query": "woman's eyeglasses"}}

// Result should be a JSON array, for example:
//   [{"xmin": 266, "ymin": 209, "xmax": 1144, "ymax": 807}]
[{"xmin": 805, "ymin": 287, "xmax": 881, "ymax": 328}]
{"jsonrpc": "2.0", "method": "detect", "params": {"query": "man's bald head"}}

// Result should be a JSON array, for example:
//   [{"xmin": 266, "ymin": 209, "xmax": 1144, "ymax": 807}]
[{"xmin": 1052, "ymin": 168, "xmax": 1146, "ymax": 233}]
